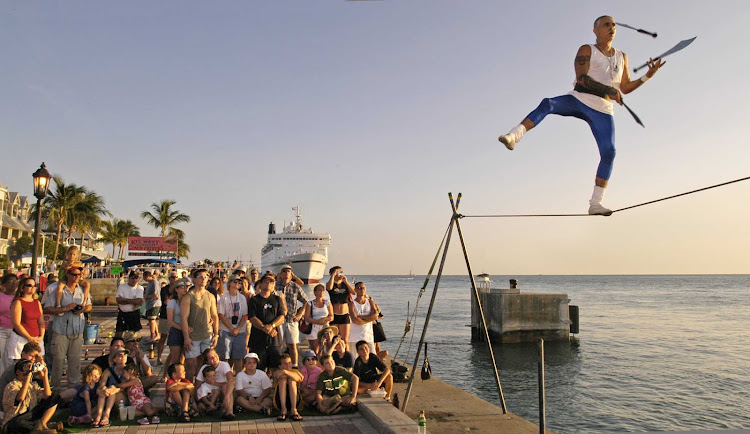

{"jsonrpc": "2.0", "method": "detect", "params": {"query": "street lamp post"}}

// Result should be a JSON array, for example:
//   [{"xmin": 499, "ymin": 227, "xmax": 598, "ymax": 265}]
[{"xmin": 30, "ymin": 163, "xmax": 51, "ymax": 280}]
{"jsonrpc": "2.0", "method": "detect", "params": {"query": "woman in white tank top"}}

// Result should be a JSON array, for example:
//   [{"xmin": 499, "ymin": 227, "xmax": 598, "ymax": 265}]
[
  {"xmin": 347, "ymin": 282, "xmax": 379, "ymax": 359},
  {"xmin": 303, "ymin": 284, "xmax": 333, "ymax": 353}
]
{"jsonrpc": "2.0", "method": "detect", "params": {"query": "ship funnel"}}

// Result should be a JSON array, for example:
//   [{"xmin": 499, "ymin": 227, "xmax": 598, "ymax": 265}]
[{"xmin": 268, "ymin": 222, "xmax": 276, "ymax": 234}]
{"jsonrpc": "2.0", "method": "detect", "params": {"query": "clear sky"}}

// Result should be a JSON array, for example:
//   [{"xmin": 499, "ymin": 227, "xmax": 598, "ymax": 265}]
[{"xmin": 3, "ymin": 1, "xmax": 749, "ymax": 275}]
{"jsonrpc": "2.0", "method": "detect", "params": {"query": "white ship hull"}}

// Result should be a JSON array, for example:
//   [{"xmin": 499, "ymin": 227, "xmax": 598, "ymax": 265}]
[
  {"xmin": 261, "ymin": 207, "xmax": 331, "ymax": 284},
  {"xmin": 261, "ymin": 252, "xmax": 328, "ymax": 284}
]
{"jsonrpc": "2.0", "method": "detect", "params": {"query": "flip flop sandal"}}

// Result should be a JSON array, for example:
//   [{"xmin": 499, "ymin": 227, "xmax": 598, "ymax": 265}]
[
  {"xmin": 99, "ymin": 418, "xmax": 111, "ymax": 427},
  {"xmin": 291, "ymin": 414, "xmax": 303, "ymax": 421},
  {"xmin": 277, "ymin": 414, "xmax": 287, "ymax": 421}
]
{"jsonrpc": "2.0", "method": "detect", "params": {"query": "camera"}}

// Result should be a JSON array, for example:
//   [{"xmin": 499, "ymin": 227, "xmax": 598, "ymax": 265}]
[
  {"xmin": 25, "ymin": 362, "xmax": 44, "ymax": 374},
  {"xmin": 231, "ymin": 315, "xmax": 239, "ymax": 325},
  {"xmin": 73, "ymin": 304, "xmax": 83, "ymax": 312}
]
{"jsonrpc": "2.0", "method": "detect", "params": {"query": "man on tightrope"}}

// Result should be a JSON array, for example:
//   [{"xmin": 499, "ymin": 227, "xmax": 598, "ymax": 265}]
[{"xmin": 498, "ymin": 15, "xmax": 665, "ymax": 215}]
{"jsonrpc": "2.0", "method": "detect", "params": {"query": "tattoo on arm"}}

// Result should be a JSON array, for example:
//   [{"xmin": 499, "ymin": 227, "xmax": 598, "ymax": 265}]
[
  {"xmin": 579, "ymin": 74, "xmax": 616, "ymax": 99},
  {"xmin": 575, "ymin": 55, "xmax": 590, "ymax": 66}
]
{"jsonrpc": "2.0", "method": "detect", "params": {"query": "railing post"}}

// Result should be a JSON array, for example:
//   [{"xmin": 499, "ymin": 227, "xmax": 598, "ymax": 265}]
[{"xmin": 538, "ymin": 338, "xmax": 546, "ymax": 433}]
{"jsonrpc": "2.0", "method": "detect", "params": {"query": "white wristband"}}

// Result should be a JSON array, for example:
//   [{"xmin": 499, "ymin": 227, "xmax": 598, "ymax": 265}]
[{"xmin": 640, "ymin": 75, "xmax": 652, "ymax": 83}]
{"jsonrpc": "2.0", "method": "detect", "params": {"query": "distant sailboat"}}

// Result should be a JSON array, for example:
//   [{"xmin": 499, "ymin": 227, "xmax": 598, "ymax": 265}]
[{"xmin": 407, "ymin": 268, "xmax": 415, "ymax": 279}]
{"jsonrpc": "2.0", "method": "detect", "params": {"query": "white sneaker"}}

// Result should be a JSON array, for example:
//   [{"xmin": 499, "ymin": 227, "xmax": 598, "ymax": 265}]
[
  {"xmin": 498, "ymin": 134, "xmax": 516, "ymax": 150},
  {"xmin": 588, "ymin": 203, "xmax": 613, "ymax": 216}
]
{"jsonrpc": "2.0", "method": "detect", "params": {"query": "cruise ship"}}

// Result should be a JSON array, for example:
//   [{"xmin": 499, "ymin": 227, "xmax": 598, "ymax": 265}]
[{"xmin": 260, "ymin": 207, "xmax": 331, "ymax": 284}]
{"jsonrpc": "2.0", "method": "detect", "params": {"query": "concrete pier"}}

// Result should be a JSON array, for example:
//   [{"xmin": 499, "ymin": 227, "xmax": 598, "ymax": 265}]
[{"xmin": 471, "ymin": 277, "xmax": 573, "ymax": 343}]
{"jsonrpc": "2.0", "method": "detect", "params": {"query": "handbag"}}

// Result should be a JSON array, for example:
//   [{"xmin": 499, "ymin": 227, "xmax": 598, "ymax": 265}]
[
  {"xmin": 299, "ymin": 317, "xmax": 312, "ymax": 335},
  {"xmin": 373, "ymin": 320, "xmax": 386, "ymax": 343},
  {"xmin": 299, "ymin": 302, "xmax": 313, "ymax": 334}
]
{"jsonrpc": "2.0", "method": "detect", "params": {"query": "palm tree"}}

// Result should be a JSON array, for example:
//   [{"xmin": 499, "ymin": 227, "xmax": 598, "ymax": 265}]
[
  {"xmin": 100, "ymin": 219, "xmax": 141, "ymax": 261},
  {"xmin": 140, "ymin": 200, "xmax": 191, "ymax": 237},
  {"xmin": 40, "ymin": 176, "xmax": 86, "ymax": 261},
  {"xmin": 167, "ymin": 227, "xmax": 190, "ymax": 260},
  {"xmin": 68, "ymin": 190, "xmax": 111, "ymax": 248}
]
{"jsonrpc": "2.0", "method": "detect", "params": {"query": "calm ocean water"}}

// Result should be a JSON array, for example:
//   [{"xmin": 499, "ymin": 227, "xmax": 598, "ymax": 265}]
[{"xmin": 316, "ymin": 275, "xmax": 750, "ymax": 433}]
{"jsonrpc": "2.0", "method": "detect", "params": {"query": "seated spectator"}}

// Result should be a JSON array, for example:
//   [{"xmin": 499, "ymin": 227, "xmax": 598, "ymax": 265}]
[
  {"xmin": 272, "ymin": 353, "xmax": 303, "ymax": 421},
  {"xmin": 68, "ymin": 364, "xmax": 101, "ymax": 425},
  {"xmin": 0, "ymin": 342, "xmax": 43, "ymax": 396},
  {"xmin": 299, "ymin": 350, "xmax": 322, "ymax": 408},
  {"xmin": 2, "ymin": 359, "xmax": 61, "ymax": 434},
  {"xmin": 122, "ymin": 331, "xmax": 159, "ymax": 390},
  {"xmin": 353, "ymin": 340, "xmax": 393, "ymax": 400},
  {"xmin": 93, "ymin": 348, "xmax": 132, "ymax": 428},
  {"xmin": 196, "ymin": 365, "xmax": 222, "ymax": 414},
  {"xmin": 194, "ymin": 348, "xmax": 235, "ymax": 420},
  {"xmin": 332, "ymin": 336, "xmax": 354, "ymax": 370},
  {"xmin": 316, "ymin": 325, "xmax": 339, "ymax": 360},
  {"xmin": 121, "ymin": 364, "xmax": 159, "ymax": 425},
  {"xmin": 91, "ymin": 337, "xmax": 125, "ymax": 372},
  {"xmin": 234, "ymin": 353, "xmax": 272, "ymax": 416},
  {"xmin": 165, "ymin": 363, "xmax": 199, "ymax": 422},
  {"xmin": 316, "ymin": 354, "xmax": 359, "ymax": 415}
]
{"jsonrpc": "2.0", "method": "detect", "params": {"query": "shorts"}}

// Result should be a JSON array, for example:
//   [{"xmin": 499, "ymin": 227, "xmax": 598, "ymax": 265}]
[
  {"xmin": 116, "ymin": 310, "xmax": 143, "ymax": 333},
  {"xmin": 280, "ymin": 322, "xmax": 300, "ymax": 345},
  {"xmin": 185, "ymin": 336, "xmax": 213, "ymax": 359},
  {"xmin": 249, "ymin": 345, "xmax": 283, "ymax": 372},
  {"xmin": 331, "ymin": 313, "xmax": 350, "ymax": 325},
  {"xmin": 158, "ymin": 318, "xmax": 170, "ymax": 335},
  {"xmin": 167, "ymin": 327, "xmax": 184, "ymax": 347},
  {"xmin": 216, "ymin": 330, "xmax": 248, "ymax": 360},
  {"xmin": 6, "ymin": 394, "xmax": 61, "ymax": 433},
  {"xmin": 144, "ymin": 307, "xmax": 160, "ymax": 320}
]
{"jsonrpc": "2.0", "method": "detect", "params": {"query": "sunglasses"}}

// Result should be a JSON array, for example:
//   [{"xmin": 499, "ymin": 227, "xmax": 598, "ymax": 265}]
[
  {"xmin": 303, "ymin": 357, "xmax": 317, "ymax": 362},
  {"xmin": 23, "ymin": 284, "xmax": 36, "ymax": 288},
  {"xmin": 68, "ymin": 272, "xmax": 82, "ymax": 277}
]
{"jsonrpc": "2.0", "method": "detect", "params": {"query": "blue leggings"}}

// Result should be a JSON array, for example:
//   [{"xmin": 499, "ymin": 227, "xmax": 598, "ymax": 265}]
[{"xmin": 526, "ymin": 95, "xmax": 616, "ymax": 180}]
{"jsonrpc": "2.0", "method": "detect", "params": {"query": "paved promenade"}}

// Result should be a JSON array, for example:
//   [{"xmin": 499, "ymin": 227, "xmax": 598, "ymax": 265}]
[{"xmin": 58, "ymin": 307, "xmax": 382, "ymax": 433}]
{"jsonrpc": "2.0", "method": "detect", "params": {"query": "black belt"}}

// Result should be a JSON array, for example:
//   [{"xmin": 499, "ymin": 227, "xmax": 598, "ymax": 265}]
[{"xmin": 574, "ymin": 83, "xmax": 608, "ymax": 99}]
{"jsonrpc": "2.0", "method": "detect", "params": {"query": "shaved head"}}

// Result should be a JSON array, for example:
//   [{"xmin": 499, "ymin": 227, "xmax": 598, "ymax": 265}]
[{"xmin": 594, "ymin": 15, "xmax": 613, "ymax": 28}]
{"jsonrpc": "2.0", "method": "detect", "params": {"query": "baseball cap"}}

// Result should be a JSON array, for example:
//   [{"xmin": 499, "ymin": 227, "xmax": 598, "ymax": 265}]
[
  {"xmin": 244, "ymin": 352, "xmax": 260, "ymax": 362},
  {"xmin": 280, "ymin": 264, "xmax": 292, "ymax": 272}
]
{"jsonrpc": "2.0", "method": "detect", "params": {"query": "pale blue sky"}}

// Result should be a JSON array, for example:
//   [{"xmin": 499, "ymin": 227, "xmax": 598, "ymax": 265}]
[{"xmin": 3, "ymin": 1, "xmax": 749, "ymax": 274}]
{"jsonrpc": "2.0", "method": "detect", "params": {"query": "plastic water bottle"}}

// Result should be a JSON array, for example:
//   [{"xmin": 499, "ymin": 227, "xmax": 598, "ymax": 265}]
[
  {"xmin": 418, "ymin": 409, "xmax": 426, "ymax": 433},
  {"xmin": 118, "ymin": 399, "xmax": 127, "ymax": 421}
]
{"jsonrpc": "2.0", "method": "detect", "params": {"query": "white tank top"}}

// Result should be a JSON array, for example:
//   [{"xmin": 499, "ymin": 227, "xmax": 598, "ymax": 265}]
[
  {"xmin": 348, "ymin": 298, "xmax": 373, "ymax": 343},
  {"xmin": 569, "ymin": 44, "xmax": 624, "ymax": 115}
]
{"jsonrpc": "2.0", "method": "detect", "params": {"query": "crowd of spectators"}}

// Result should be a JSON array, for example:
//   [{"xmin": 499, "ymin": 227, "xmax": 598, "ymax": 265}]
[{"xmin": 0, "ymin": 262, "xmax": 392, "ymax": 431}]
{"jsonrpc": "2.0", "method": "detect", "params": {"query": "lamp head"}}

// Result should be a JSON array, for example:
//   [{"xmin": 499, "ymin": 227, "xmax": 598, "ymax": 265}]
[{"xmin": 32, "ymin": 163, "xmax": 51, "ymax": 200}]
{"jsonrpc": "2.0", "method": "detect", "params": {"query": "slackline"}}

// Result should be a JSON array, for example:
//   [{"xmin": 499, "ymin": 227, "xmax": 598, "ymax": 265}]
[{"xmin": 460, "ymin": 175, "xmax": 750, "ymax": 218}]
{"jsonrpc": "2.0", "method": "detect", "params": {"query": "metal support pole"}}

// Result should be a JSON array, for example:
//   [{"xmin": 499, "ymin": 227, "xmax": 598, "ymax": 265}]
[
  {"xmin": 538, "ymin": 338, "xmax": 546, "ymax": 433},
  {"xmin": 452, "ymin": 196, "xmax": 508, "ymax": 414},
  {"xmin": 401, "ymin": 193, "xmax": 460, "ymax": 413},
  {"xmin": 30, "ymin": 198, "xmax": 43, "ymax": 280}
]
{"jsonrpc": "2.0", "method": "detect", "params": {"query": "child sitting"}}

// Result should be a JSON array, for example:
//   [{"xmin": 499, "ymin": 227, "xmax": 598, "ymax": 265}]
[
  {"xmin": 299, "ymin": 350, "xmax": 322, "ymax": 407},
  {"xmin": 234, "ymin": 353, "xmax": 273, "ymax": 416},
  {"xmin": 165, "ymin": 363, "xmax": 199, "ymax": 423},
  {"xmin": 196, "ymin": 365, "xmax": 222, "ymax": 414},
  {"xmin": 69, "ymin": 364, "xmax": 101, "ymax": 425},
  {"xmin": 121, "ymin": 364, "xmax": 159, "ymax": 425}
]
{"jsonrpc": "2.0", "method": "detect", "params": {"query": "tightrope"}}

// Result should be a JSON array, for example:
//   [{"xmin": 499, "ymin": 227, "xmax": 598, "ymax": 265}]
[{"xmin": 460, "ymin": 175, "xmax": 750, "ymax": 218}]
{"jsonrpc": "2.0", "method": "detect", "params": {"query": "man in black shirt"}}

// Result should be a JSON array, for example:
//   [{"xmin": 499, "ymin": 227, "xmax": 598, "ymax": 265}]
[
  {"xmin": 247, "ymin": 273, "xmax": 286, "ymax": 372},
  {"xmin": 353, "ymin": 340, "xmax": 392, "ymax": 400}
]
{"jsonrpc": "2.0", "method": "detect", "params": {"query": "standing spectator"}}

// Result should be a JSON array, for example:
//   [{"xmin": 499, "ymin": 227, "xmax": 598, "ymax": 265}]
[
  {"xmin": 216, "ymin": 275, "xmax": 248, "ymax": 373},
  {"xmin": 248, "ymin": 268, "xmax": 260, "ymax": 292},
  {"xmin": 115, "ymin": 271, "xmax": 144, "ymax": 338},
  {"xmin": 41, "ymin": 261, "xmax": 92, "ymax": 393},
  {"xmin": 325, "ymin": 266, "xmax": 355, "ymax": 351},
  {"xmin": 207, "ymin": 277, "xmax": 222, "ymax": 300},
  {"xmin": 0, "ymin": 274, "xmax": 18, "ymax": 373},
  {"xmin": 142, "ymin": 269, "xmax": 162, "ymax": 342},
  {"xmin": 166, "ymin": 279, "xmax": 189, "ymax": 369},
  {"xmin": 2, "ymin": 359, "xmax": 60, "ymax": 434},
  {"xmin": 6, "ymin": 278, "xmax": 45, "ymax": 362},
  {"xmin": 156, "ymin": 271, "xmax": 178, "ymax": 365},
  {"xmin": 303, "ymin": 284, "xmax": 333, "ymax": 354},
  {"xmin": 247, "ymin": 273, "xmax": 286, "ymax": 372},
  {"xmin": 276, "ymin": 265, "xmax": 308, "ymax": 367},
  {"xmin": 180, "ymin": 269, "xmax": 219, "ymax": 382},
  {"xmin": 347, "ymin": 281, "xmax": 379, "ymax": 359}
]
